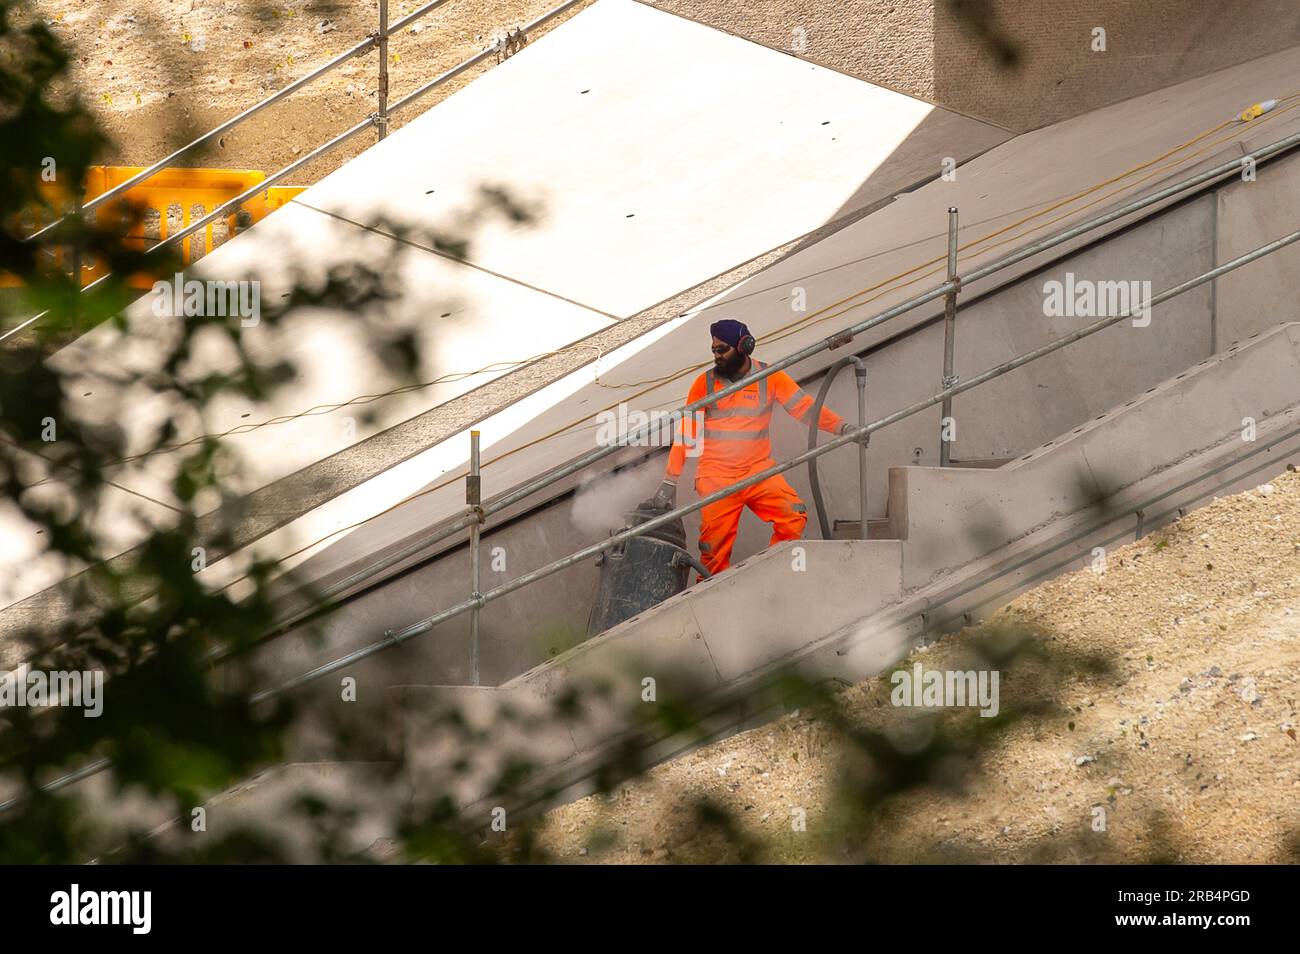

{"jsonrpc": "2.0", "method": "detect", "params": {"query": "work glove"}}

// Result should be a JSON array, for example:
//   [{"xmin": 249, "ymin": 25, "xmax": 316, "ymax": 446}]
[
  {"xmin": 650, "ymin": 478, "xmax": 677, "ymax": 511},
  {"xmin": 838, "ymin": 422, "xmax": 869, "ymax": 446}
]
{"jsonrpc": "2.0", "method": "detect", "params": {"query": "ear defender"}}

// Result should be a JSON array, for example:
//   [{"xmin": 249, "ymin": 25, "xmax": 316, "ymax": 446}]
[{"xmin": 737, "ymin": 333, "xmax": 756, "ymax": 356}]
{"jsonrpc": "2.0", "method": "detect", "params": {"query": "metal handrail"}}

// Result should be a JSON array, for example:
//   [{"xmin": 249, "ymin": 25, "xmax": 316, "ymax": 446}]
[
  {"xmin": 388, "ymin": 0, "xmax": 586, "ymax": 115},
  {"xmin": 155, "ymin": 0, "xmax": 587, "ymax": 256},
  {"xmin": 806, "ymin": 354, "xmax": 867, "ymax": 540},
  {"xmin": 23, "ymin": 0, "xmax": 458, "ymax": 246},
  {"xmin": 5, "ymin": 0, "xmax": 588, "ymax": 343},
  {"xmin": 249, "ymin": 221, "xmax": 1300, "ymax": 703},
  {"xmin": 0, "ymin": 756, "xmax": 111, "ymax": 814},
  {"xmin": 272, "ymin": 126, "xmax": 1300, "ymax": 625},
  {"xmin": 0, "ymin": 272, "xmax": 113, "ymax": 343}
]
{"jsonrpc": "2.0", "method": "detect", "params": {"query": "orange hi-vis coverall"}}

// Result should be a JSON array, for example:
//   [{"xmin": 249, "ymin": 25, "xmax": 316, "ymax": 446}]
[{"xmin": 665, "ymin": 360, "xmax": 845, "ymax": 575}]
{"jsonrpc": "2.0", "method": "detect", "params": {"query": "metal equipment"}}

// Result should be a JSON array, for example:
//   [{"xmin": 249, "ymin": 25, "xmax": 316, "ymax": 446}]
[{"xmin": 586, "ymin": 500, "xmax": 708, "ymax": 636}]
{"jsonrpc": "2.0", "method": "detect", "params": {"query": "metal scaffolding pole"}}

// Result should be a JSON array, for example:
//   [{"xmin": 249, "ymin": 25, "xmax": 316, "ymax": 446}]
[
  {"xmin": 939, "ymin": 206, "xmax": 959, "ymax": 467},
  {"xmin": 377, "ymin": 0, "xmax": 390, "ymax": 141},
  {"xmin": 467, "ymin": 430, "xmax": 483, "ymax": 686}
]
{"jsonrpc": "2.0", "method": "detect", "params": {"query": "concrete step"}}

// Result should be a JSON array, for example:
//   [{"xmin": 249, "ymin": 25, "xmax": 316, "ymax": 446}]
[
  {"xmin": 949, "ymin": 457, "xmax": 1016, "ymax": 469},
  {"xmin": 830, "ymin": 460, "xmax": 1012, "ymax": 538},
  {"xmin": 830, "ymin": 517, "xmax": 895, "ymax": 539}
]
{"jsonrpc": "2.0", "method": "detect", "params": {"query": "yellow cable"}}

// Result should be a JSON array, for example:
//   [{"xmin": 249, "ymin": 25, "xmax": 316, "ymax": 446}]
[
  {"xmin": 767, "ymin": 96, "xmax": 1300, "ymax": 346},
  {"xmin": 100, "ymin": 344, "xmax": 604, "ymax": 468}
]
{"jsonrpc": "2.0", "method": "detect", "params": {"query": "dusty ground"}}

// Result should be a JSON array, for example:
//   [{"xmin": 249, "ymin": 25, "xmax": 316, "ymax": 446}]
[
  {"xmin": 31, "ymin": 0, "xmax": 597, "ymax": 181},
  {"xmin": 533, "ymin": 469, "xmax": 1300, "ymax": 863}
]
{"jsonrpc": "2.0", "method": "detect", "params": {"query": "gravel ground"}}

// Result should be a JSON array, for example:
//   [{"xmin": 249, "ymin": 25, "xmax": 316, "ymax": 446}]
[{"xmin": 533, "ymin": 469, "xmax": 1300, "ymax": 863}]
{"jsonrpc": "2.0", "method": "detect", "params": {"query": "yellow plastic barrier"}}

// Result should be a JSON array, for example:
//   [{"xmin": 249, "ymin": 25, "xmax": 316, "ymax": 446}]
[{"xmin": 2, "ymin": 167, "xmax": 306, "ymax": 289}]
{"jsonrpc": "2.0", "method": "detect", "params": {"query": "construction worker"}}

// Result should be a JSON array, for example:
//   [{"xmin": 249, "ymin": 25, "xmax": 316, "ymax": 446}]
[{"xmin": 649, "ymin": 319, "xmax": 861, "ymax": 577}]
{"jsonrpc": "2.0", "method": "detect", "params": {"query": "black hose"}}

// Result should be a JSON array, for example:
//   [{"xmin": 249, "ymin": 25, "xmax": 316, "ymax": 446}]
[
  {"xmin": 807, "ymin": 357, "xmax": 856, "ymax": 540},
  {"xmin": 641, "ymin": 535, "xmax": 712, "ymax": 578},
  {"xmin": 675, "ymin": 549, "xmax": 713, "ymax": 581}
]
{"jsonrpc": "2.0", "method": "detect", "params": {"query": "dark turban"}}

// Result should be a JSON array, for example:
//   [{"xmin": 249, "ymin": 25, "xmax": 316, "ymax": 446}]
[{"xmin": 709, "ymin": 319, "xmax": 751, "ymax": 349}]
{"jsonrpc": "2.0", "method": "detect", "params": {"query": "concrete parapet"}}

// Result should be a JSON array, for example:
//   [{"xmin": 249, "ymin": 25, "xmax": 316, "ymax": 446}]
[{"xmin": 890, "ymin": 323, "xmax": 1300, "ymax": 588}]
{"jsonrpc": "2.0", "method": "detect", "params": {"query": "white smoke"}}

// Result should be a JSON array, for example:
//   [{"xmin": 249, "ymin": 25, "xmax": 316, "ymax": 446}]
[{"xmin": 569, "ymin": 466, "xmax": 660, "ymax": 536}]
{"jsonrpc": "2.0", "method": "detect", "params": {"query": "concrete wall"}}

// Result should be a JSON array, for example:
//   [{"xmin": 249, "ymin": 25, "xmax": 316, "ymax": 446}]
[
  {"xmin": 892, "ymin": 323, "xmax": 1300, "ymax": 586},
  {"xmin": 1215, "ymin": 149, "xmax": 1300, "ymax": 344},
  {"xmin": 801, "ymin": 193, "xmax": 1215, "ymax": 529},
  {"xmin": 641, "ymin": 0, "xmax": 1300, "ymax": 132}
]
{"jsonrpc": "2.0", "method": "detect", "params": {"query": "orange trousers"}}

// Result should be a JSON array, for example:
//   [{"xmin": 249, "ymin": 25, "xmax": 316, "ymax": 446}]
[{"xmin": 695, "ymin": 472, "xmax": 808, "ymax": 576}]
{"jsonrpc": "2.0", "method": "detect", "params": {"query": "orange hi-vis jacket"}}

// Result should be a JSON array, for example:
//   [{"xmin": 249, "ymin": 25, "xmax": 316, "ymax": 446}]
[{"xmin": 666, "ymin": 360, "xmax": 846, "ymax": 481}]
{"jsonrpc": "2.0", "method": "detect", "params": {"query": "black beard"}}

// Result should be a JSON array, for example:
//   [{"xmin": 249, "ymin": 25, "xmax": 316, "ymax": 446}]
[{"xmin": 715, "ymin": 350, "xmax": 746, "ymax": 379}]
